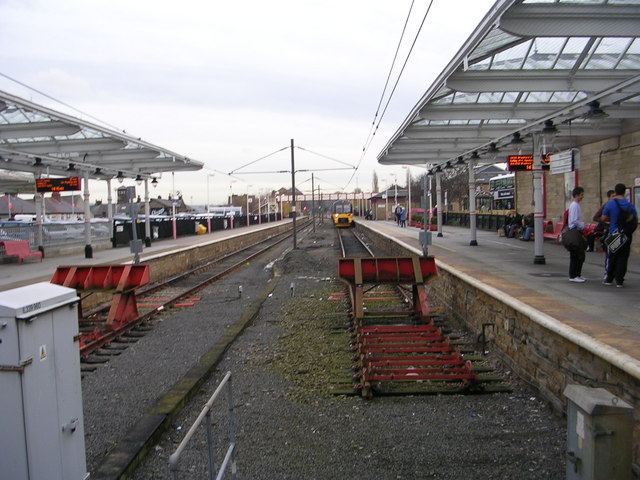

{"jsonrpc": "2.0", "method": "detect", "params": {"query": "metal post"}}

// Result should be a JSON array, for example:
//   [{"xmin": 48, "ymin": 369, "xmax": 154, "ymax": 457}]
[
  {"xmin": 311, "ymin": 173, "xmax": 316, "ymax": 232},
  {"xmin": 144, "ymin": 178, "xmax": 151, "ymax": 246},
  {"xmin": 436, "ymin": 170, "xmax": 443, "ymax": 237},
  {"xmin": 34, "ymin": 182, "xmax": 44, "ymax": 254},
  {"xmin": 83, "ymin": 170, "xmax": 93, "ymax": 258},
  {"xmin": 107, "ymin": 178, "xmax": 113, "ymax": 223},
  {"xmin": 246, "ymin": 189, "xmax": 250, "ymax": 227},
  {"xmin": 291, "ymin": 138, "xmax": 297, "ymax": 249},
  {"xmin": 172, "ymin": 172, "xmax": 177, "ymax": 239},
  {"xmin": 422, "ymin": 167, "xmax": 429, "ymax": 256},
  {"xmin": 468, "ymin": 158, "xmax": 478, "ymax": 245},
  {"xmin": 385, "ymin": 185, "xmax": 389, "ymax": 221},
  {"xmin": 406, "ymin": 167, "xmax": 411, "ymax": 224},
  {"xmin": 533, "ymin": 132, "xmax": 546, "ymax": 264},
  {"xmin": 227, "ymin": 375, "xmax": 238, "ymax": 479},
  {"xmin": 205, "ymin": 410, "xmax": 216, "ymax": 480}
]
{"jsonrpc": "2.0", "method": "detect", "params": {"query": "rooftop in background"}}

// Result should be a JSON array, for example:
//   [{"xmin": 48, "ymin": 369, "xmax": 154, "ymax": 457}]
[
  {"xmin": 0, "ymin": 90, "xmax": 204, "ymax": 191},
  {"xmin": 378, "ymin": 0, "xmax": 640, "ymax": 167}
]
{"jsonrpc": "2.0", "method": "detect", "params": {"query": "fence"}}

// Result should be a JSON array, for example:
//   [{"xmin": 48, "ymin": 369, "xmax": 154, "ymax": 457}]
[
  {"xmin": 443, "ymin": 212, "xmax": 510, "ymax": 231},
  {"xmin": 0, "ymin": 221, "xmax": 111, "ymax": 255},
  {"xmin": 169, "ymin": 371, "xmax": 238, "ymax": 480}
]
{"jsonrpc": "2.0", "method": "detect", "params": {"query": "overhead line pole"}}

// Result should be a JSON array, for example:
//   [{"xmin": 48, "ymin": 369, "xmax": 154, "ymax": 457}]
[
  {"xmin": 291, "ymin": 139, "xmax": 297, "ymax": 249},
  {"xmin": 311, "ymin": 172, "xmax": 316, "ymax": 233}
]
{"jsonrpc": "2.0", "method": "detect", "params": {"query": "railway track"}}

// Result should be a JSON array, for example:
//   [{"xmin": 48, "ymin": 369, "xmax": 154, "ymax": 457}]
[
  {"xmin": 55, "ymin": 225, "xmax": 309, "ymax": 367},
  {"xmin": 336, "ymin": 225, "xmax": 507, "ymax": 397}
]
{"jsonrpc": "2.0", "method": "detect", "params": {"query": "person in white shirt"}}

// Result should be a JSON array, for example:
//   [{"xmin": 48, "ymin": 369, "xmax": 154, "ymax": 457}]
[{"xmin": 567, "ymin": 186, "xmax": 587, "ymax": 282}]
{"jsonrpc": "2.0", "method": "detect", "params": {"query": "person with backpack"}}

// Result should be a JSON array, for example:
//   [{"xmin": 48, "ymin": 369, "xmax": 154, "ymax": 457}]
[{"xmin": 601, "ymin": 183, "xmax": 638, "ymax": 287}]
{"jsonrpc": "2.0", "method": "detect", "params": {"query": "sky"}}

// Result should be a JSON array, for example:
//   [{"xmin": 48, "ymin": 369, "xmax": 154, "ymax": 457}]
[{"xmin": 0, "ymin": 0, "xmax": 495, "ymax": 206}]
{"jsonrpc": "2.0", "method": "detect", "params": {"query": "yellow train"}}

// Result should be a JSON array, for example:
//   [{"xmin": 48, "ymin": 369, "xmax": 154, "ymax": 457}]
[{"xmin": 332, "ymin": 200, "xmax": 355, "ymax": 228}]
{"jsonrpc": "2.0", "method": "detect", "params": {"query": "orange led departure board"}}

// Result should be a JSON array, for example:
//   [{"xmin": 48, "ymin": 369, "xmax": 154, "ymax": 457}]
[
  {"xmin": 36, "ymin": 177, "xmax": 81, "ymax": 192},
  {"xmin": 507, "ymin": 155, "xmax": 549, "ymax": 171}
]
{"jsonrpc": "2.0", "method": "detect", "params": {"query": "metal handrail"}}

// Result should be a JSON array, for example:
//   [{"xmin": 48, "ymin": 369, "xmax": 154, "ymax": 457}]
[{"xmin": 169, "ymin": 371, "xmax": 237, "ymax": 480}]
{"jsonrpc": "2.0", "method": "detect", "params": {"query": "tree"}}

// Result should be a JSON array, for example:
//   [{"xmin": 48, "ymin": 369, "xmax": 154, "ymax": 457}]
[
  {"xmin": 440, "ymin": 165, "xmax": 469, "ymax": 210},
  {"xmin": 372, "ymin": 171, "xmax": 379, "ymax": 193}
]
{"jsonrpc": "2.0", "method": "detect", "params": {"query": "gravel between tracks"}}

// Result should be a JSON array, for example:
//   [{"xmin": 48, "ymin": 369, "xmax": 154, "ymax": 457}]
[{"xmin": 88, "ymin": 221, "xmax": 566, "ymax": 479}]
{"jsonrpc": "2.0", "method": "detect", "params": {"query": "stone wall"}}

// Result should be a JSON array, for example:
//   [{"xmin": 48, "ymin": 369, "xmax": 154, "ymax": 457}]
[{"xmin": 357, "ymin": 222, "xmax": 640, "ymax": 472}]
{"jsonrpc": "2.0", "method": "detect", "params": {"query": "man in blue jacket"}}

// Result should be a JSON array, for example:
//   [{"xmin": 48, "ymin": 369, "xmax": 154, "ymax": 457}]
[{"xmin": 601, "ymin": 183, "xmax": 638, "ymax": 287}]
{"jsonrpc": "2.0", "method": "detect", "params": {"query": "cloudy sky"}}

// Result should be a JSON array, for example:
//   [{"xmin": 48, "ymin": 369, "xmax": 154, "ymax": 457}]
[{"xmin": 0, "ymin": 0, "xmax": 494, "ymax": 206}]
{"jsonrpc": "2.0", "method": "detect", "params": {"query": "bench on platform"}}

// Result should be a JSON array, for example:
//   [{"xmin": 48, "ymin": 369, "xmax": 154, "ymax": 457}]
[
  {"xmin": 1, "ymin": 240, "xmax": 43, "ymax": 264},
  {"xmin": 543, "ymin": 222, "xmax": 564, "ymax": 243}
]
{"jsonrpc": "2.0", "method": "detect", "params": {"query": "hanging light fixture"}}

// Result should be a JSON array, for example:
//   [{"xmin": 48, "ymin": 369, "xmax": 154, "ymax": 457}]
[
  {"xmin": 33, "ymin": 157, "xmax": 44, "ymax": 168},
  {"xmin": 93, "ymin": 167, "xmax": 103, "ymax": 176},
  {"xmin": 541, "ymin": 119, "xmax": 558, "ymax": 145},
  {"xmin": 116, "ymin": 171, "xmax": 125, "ymax": 184},
  {"xmin": 487, "ymin": 143, "xmax": 500, "ymax": 154},
  {"xmin": 444, "ymin": 161, "xmax": 454, "ymax": 170},
  {"xmin": 435, "ymin": 165, "xmax": 443, "ymax": 173},
  {"xmin": 66, "ymin": 163, "xmax": 76, "ymax": 172},
  {"xmin": 470, "ymin": 151, "xmax": 481, "ymax": 161},
  {"xmin": 584, "ymin": 100, "xmax": 608, "ymax": 120},
  {"xmin": 455, "ymin": 156, "xmax": 465, "ymax": 166},
  {"xmin": 426, "ymin": 169, "xmax": 434, "ymax": 177},
  {"xmin": 135, "ymin": 175, "xmax": 143, "ymax": 186},
  {"xmin": 151, "ymin": 177, "xmax": 158, "ymax": 187},
  {"xmin": 509, "ymin": 132, "xmax": 525, "ymax": 147}
]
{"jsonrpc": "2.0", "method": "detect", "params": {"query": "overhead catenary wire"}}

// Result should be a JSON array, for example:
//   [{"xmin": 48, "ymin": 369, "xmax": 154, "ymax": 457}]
[
  {"xmin": 294, "ymin": 146, "xmax": 356, "ymax": 169},
  {"xmin": 361, "ymin": 0, "xmax": 416, "ymax": 156},
  {"xmin": 344, "ymin": 0, "xmax": 436, "ymax": 191},
  {"xmin": 228, "ymin": 144, "xmax": 356, "ymax": 177},
  {"xmin": 228, "ymin": 146, "xmax": 289, "ymax": 175}
]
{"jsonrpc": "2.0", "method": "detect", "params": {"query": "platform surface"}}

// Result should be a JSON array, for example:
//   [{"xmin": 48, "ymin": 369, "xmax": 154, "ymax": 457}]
[{"xmin": 0, "ymin": 219, "xmax": 293, "ymax": 292}]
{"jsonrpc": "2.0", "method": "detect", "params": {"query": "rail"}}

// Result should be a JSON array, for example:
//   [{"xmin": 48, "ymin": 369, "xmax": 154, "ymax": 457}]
[{"xmin": 169, "ymin": 371, "xmax": 238, "ymax": 480}]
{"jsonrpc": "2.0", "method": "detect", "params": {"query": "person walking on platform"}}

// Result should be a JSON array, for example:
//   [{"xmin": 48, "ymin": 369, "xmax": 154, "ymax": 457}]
[
  {"xmin": 567, "ymin": 187, "xmax": 588, "ymax": 283},
  {"xmin": 400, "ymin": 207, "xmax": 407, "ymax": 228},
  {"xmin": 394, "ymin": 204, "xmax": 401, "ymax": 225},
  {"xmin": 601, "ymin": 183, "xmax": 638, "ymax": 288}
]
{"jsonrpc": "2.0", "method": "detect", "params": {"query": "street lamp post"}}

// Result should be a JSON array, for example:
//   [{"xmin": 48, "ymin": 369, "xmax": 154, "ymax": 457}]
[
  {"xmin": 404, "ymin": 166, "xmax": 411, "ymax": 225},
  {"xmin": 206, "ymin": 174, "xmax": 215, "ymax": 214},
  {"xmin": 385, "ymin": 181, "xmax": 389, "ymax": 221},
  {"xmin": 246, "ymin": 185, "xmax": 253, "ymax": 227},
  {"xmin": 206, "ymin": 174, "xmax": 215, "ymax": 234}
]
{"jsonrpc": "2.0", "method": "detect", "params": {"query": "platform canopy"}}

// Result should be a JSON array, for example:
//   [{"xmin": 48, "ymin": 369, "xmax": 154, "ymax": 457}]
[
  {"xmin": 377, "ymin": 0, "xmax": 640, "ymax": 168},
  {"xmin": 0, "ymin": 89, "xmax": 204, "ymax": 189}
]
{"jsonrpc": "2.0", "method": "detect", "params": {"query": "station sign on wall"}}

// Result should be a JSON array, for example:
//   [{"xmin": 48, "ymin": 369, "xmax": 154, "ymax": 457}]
[
  {"xmin": 549, "ymin": 149, "xmax": 579, "ymax": 175},
  {"xmin": 507, "ymin": 155, "xmax": 550, "ymax": 171},
  {"xmin": 35, "ymin": 177, "xmax": 81, "ymax": 193}
]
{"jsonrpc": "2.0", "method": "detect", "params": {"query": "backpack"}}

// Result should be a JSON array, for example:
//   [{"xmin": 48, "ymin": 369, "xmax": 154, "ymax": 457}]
[{"xmin": 615, "ymin": 199, "xmax": 638, "ymax": 235}]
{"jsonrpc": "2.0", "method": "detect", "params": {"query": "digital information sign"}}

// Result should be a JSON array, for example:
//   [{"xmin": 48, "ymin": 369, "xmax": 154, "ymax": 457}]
[
  {"xmin": 507, "ymin": 154, "xmax": 550, "ymax": 171},
  {"xmin": 35, "ymin": 177, "xmax": 81, "ymax": 193}
]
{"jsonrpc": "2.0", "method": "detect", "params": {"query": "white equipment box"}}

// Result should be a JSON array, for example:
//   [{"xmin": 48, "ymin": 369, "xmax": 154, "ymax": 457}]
[{"xmin": 0, "ymin": 282, "xmax": 88, "ymax": 480}]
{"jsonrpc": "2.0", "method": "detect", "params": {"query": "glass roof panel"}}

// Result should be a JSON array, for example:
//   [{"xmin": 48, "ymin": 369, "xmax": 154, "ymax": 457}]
[
  {"xmin": 554, "ymin": 37, "xmax": 591, "ymax": 69},
  {"xmin": 502, "ymin": 92, "xmax": 519, "ymax": 103},
  {"xmin": 452, "ymin": 92, "xmax": 480, "ymax": 104},
  {"xmin": 524, "ymin": 38, "xmax": 567, "ymax": 70},
  {"xmin": 478, "ymin": 92, "xmax": 505, "ymax": 103},
  {"xmin": 584, "ymin": 38, "xmax": 634, "ymax": 69},
  {"xmin": 469, "ymin": 29, "xmax": 524, "ymax": 64},
  {"xmin": 524, "ymin": 92, "xmax": 554, "ymax": 102},
  {"xmin": 432, "ymin": 93, "xmax": 454, "ymax": 105},
  {"xmin": 490, "ymin": 40, "xmax": 532, "ymax": 70}
]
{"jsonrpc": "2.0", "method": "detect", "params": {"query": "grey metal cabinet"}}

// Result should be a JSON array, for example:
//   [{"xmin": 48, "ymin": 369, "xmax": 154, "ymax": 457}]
[{"xmin": 0, "ymin": 282, "xmax": 88, "ymax": 480}]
